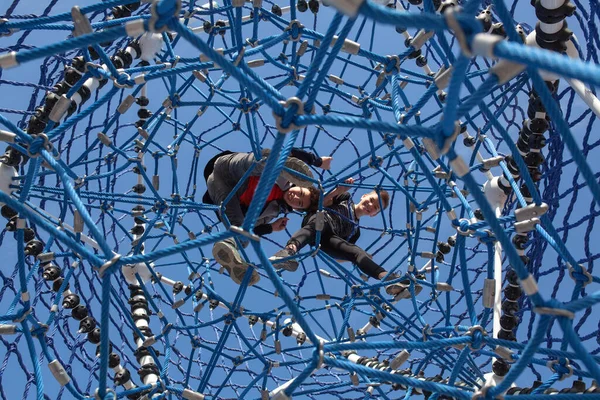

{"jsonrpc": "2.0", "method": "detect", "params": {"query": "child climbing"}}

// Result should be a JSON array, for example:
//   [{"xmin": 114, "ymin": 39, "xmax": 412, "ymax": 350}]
[
  {"xmin": 270, "ymin": 178, "xmax": 423, "ymax": 297},
  {"xmin": 203, "ymin": 148, "xmax": 332, "ymax": 286}
]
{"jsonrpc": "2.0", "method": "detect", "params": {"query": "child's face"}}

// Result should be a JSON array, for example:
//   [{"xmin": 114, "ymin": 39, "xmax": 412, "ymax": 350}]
[
  {"xmin": 357, "ymin": 193, "xmax": 381, "ymax": 217},
  {"xmin": 284, "ymin": 187, "xmax": 311, "ymax": 210}
]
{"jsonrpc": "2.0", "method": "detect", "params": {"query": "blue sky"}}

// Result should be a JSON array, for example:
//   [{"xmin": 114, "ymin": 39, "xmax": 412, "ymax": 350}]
[{"xmin": 0, "ymin": 0, "xmax": 599, "ymax": 399}]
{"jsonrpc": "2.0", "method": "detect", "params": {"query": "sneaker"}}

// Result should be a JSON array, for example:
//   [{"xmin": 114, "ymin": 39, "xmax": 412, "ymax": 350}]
[
  {"xmin": 269, "ymin": 248, "xmax": 299, "ymax": 272},
  {"xmin": 393, "ymin": 280, "xmax": 423, "ymax": 300},
  {"xmin": 384, "ymin": 273, "xmax": 403, "ymax": 296},
  {"xmin": 213, "ymin": 240, "xmax": 260, "ymax": 286},
  {"xmin": 261, "ymin": 149, "xmax": 313, "ymax": 188}
]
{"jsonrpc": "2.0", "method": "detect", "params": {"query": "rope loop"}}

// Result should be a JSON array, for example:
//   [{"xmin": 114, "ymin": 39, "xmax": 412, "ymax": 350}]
[
  {"xmin": 0, "ymin": 18, "xmax": 16, "ymax": 37},
  {"xmin": 465, "ymin": 325, "xmax": 487, "ymax": 351},
  {"xmin": 547, "ymin": 359, "xmax": 573, "ymax": 380},
  {"xmin": 273, "ymin": 97, "xmax": 305, "ymax": 133},
  {"xmin": 148, "ymin": 0, "xmax": 182, "ymax": 33},
  {"xmin": 285, "ymin": 20, "xmax": 304, "ymax": 42},
  {"xmin": 567, "ymin": 263, "xmax": 593, "ymax": 287},
  {"xmin": 27, "ymin": 133, "xmax": 52, "ymax": 158},
  {"xmin": 456, "ymin": 218, "xmax": 473, "ymax": 236},
  {"xmin": 113, "ymin": 72, "xmax": 133, "ymax": 88},
  {"xmin": 383, "ymin": 55, "xmax": 400, "ymax": 76}
]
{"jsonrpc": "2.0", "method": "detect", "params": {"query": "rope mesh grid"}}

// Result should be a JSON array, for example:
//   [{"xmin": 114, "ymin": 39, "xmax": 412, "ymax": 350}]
[{"xmin": 0, "ymin": 0, "xmax": 599, "ymax": 398}]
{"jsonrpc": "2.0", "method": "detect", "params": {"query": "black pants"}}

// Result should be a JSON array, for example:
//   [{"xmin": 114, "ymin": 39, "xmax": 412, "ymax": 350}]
[{"xmin": 287, "ymin": 215, "xmax": 386, "ymax": 279}]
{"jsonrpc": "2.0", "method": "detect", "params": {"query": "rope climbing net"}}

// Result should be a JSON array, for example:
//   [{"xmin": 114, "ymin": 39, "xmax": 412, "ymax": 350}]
[{"xmin": 0, "ymin": 0, "xmax": 599, "ymax": 398}]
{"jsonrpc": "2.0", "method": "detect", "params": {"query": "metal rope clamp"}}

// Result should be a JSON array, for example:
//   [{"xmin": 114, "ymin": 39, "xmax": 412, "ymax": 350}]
[
  {"xmin": 444, "ymin": 7, "xmax": 473, "ymax": 58},
  {"xmin": 455, "ymin": 218, "xmax": 474, "ymax": 236},
  {"xmin": 0, "ymin": 19, "xmax": 17, "ymax": 37},
  {"xmin": 464, "ymin": 325, "xmax": 487, "ymax": 351},
  {"xmin": 567, "ymin": 263, "xmax": 593, "ymax": 287},
  {"xmin": 97, "ymin": 253, "xmax": 122, "ymax": 277},
  {"xmin": 113, "ymin": 71, "xmax": 133, "ymax": 89},
  {"xmin": 440, "ymin": 121, "xmax": 462, "ymax": 155},
  {"xmin": 27, "ymin": 133, "xmax": 54, "ymax": 158},
  {"xmin": 273, "ymin": 97, "xmax": 305, "ymax": 134},
  {"xmin": 148, "ymin": 0, "xmax": 182, "ymax": 33},
  {"xmin": 547, "ymin": 359, "xmax": 573, "ymax": 380},
  {"xmin": 284, "ymin": 20, "xmax": 304, "ymax": 42}
]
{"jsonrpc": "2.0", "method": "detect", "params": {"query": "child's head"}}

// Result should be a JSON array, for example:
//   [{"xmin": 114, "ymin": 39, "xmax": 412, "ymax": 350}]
[
  {"xmin": 356, "ymin": 189, "xmax": 390, "ymax": 217},
  {"xmin": 283, "ymin": 186, "xmax": 320, "ymax": 211}
]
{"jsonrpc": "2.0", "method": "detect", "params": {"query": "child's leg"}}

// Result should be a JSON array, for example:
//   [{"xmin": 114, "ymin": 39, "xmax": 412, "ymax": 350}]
[{"xmin": 321, "ymin": 236, "xmax": 386, "ymax": 279}]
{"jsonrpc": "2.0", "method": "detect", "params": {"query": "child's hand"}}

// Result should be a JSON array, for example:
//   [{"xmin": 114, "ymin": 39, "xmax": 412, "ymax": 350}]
[
  {"xmin": 271, "ymin": 217, "xmax": 289, "ymax": 232},
  {"xmin": 320, "ymin": 156, "xmax": 333, "ymax": 170}
]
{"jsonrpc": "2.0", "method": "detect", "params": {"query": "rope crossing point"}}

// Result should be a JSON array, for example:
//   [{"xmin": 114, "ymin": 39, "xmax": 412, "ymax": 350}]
[{"xmin": 0, "ymin": 0, "xmax": 599, "ymax": 399}]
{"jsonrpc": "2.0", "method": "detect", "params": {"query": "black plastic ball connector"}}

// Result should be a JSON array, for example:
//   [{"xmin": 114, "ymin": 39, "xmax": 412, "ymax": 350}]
[
  {"xmin": 62, "ymin": 293, "xmax": 80, "ymax": 309},
  {"xmin": 23, "ymin": 228, "xmax": 35, "ymax": 243},
  {"xmin": 138, "ymin": 363, "xmax": 160, "ymax": 380},
  {"xmin": 248, "ymin": 315, "xmax": 258, "ymax": 326},
  {"xmin": 79, "ymin": 316, "xmax": 97, "ymax": 333},
  {"xmin": 463, "ymin": 136, "xmax": 476, "ymax": 147},
  {"xmin": 436, "ymin": 252, "xmax": 445, "ymax": 262},
  {"xmin": 209, "ymin": 299, "xmax": 220, "ymax": 310},
  {"xmin": 296, "ymin": 332, "xmax": 307, "ymax": 345},
  {"xmin": 512, "ymin": 235, "xmax": 528, "ymax": 251},
  {"xmin": 72, "ymin": 304, "xmax": 89, "ymax": 320},
  {"xmin": 215, "ymin": 20, "xmax": 226, "ymax": 36},
  {"xmin": 64, "ymin": 68, "xmax": 82, "ymax": 87},
  {"xmin": 132, "ymin": 184, "xmax": 146, "ymax": 194},
  {"xmin": 43, "ymin": 265, "xmax": 61, "ymax": 281},
  {"xmin": 297, "ymin": 0, "xmax": 308, "ymax": 11},
  {"xmin": 506, "ymin": 269, "xmax": 519, "ymax": 285},
  {"xmin": 203, "ymin": 21, "xmax": 212, "ymax": 34},
  {"xmin": 282, "ymin": 324, "xmax": 293, "ymax": 337},
  {"xmin": 271, "ymin": 4, "xmax": 282, "ymax": 16},
  {"xmin": 5, "ymin": 217, "xmax": 18, "ymax": 232},
  {"xmin": 447, "ymin": 235, "xmax": 456, "ymax": 247},
  {"xmin": 528, "ymin": 118, "xmax": 549, "ymax": 134},
  {"xmin": 1, "ymin": 148, "xmax": 21, "ymax": 167},
  {"xmin": 136, "ymin": 96, "xmax": 150, "ymax": 107},
  {"xmin": 369, "ymin": 316, "xmax": 380, "ymax": 328},
  {"xmin": 1, "ymin": 205, "xmax": 17, "ymax": 219},
  {"xmin": 500, "ymin": 314, "xmax": 519, "ymax": 331},
  {"xmin": 27, "ymin": 112, "xmax": 47, "ymax": 135},
  {"xmin": 137, "ymin": 108, "xmax": 152, "ymax": 119},
  {"xmin": 415, "ymin": 55, "xmax": 427, "ymax": 67},
  {"xmin": 173, "ymin": 281, "xmax": 184, "ymax": 295},
  {"xmin": 493, "ymin": 359, "xmax": 510, "ymax": 376},
  {"xmin": 474, "ymin": 209, "xmax": 484, "ymax": 221},
  {"xmin": 109, "ymin": 353, "xmax": 121, "ymax": 368},
  {"xmin": 134, "ymin": 346, "xmax": 153, "ymax": 363},
  {"xmin": 130, "ymin": 225, "xmax": 145, "ymax": 235},
  {"xmin": 498, "ymin": 329, "xmax": 516, "ymax": 341},
  {"xmin": 504, "ymin": 285, "xmax": 522, "ymax": 301},
  {"xmin": 88, "ymin": 328, "xmax": 101, "ymax": 344},
  {"xmin": 532, "ymin": 0, "xmax": 576, "ymax": 25},
  {"xmin": 437, "ymin": 242, "xmax": 451, "ymax": 254},
  {"xmin": 502, "ymin": 299, "xmax": 519, "ymax": 316},
  {"xmin": 308, "ymin": 0, "xmax": 319, "ymax": 13},
  {"xmin": 114, "ymin": 368, "xmax": 131, "ymax": 385},
  {"xmin": 408, "ymin": 0, "xmax": 423, "ymax": 5},
  {"xmin": 24, "ymin": 240, "xmax": 44, "ymax": 256}
]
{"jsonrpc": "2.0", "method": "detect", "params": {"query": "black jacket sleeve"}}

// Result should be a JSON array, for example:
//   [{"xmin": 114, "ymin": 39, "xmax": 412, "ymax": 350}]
[
  {"xmin": 331, "ymin": 192, "xmax": 351, "ymax": 204},
  {"xmin": 254, "ymin": 223, "xmax": 273, "ymax": 236},
  {"xmin": 291, "ymin": 148, "xmax": 323, "ymax": 167}
]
